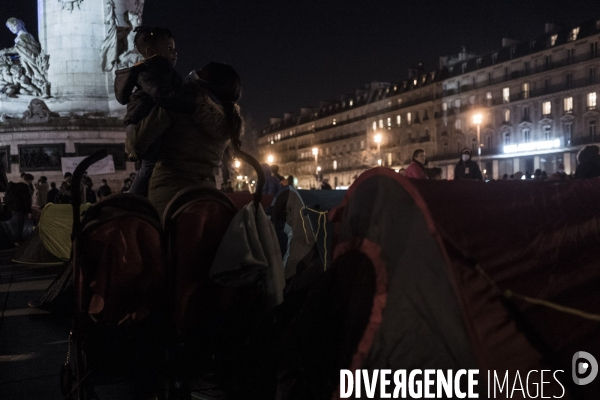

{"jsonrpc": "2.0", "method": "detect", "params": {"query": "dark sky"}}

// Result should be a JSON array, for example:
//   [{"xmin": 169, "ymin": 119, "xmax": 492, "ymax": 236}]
[{"xmin": 2, "ymin": 0, "xmax": 600, "ymax": 129}]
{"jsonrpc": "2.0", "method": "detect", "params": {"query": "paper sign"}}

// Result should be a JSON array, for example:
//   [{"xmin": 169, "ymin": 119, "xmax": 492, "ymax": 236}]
[{"xmin": 61, "ymin": 155, "xmax": 115, "ymax": 176}]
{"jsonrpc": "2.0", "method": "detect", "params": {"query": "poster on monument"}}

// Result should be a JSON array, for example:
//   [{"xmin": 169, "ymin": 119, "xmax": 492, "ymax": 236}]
[{"xmin": 61, "ymin": 155, "xmax": 115, "ymax": 175}]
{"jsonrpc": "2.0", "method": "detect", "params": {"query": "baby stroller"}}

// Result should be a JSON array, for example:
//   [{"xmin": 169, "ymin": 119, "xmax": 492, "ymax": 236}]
[
  {"xmin": 161, "ymin": 149, "xmax": 270, "ymax": 398},
  {"xmin": 62, "ymin": 151, "xmax": 169, "ymax": 399}
]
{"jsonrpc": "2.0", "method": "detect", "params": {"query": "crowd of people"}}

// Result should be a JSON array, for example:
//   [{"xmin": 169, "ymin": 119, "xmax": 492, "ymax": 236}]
[
  {"xmin": 403, "ymin": 145, "xmax": 600, "ymax": 181},
  {"xmin": 0, "ymin": 170, "xmax": 136, "ymax": 246}
]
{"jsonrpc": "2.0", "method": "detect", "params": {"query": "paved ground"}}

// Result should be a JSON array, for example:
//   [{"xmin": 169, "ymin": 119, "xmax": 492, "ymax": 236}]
[
  {"xmin": 0, "ymin": 248, "xmax": 228, "ymax": 400},
  {"xmin": 0, "ymin": 248, "xmax": 70, "ymax": 399}
]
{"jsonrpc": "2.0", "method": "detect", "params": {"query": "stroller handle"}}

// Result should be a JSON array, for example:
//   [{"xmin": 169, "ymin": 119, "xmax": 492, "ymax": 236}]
[
  {"xmin": 71, "ymin": 150, "xmax": 108, "ymax": 240},
  {"xmin": 233, "ymin": 148, "xmax": 264, "ymax": 210}
]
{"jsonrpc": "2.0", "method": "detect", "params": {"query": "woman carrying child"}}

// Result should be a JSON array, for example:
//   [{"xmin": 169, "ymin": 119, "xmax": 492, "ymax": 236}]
[{"xmin": 126, "ymin": 62, "xmax": 243, "ymax": 217}]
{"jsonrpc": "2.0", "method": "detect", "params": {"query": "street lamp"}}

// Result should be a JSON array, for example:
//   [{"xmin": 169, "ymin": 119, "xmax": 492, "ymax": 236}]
[
  {"xmin": 473, "ymin": 113, "xmax": 482, "ymax": 171},
  {"xmin": 374, "ymin": 133, "xmax": 382, "ymax": 166},
  {"xmin": 267, "ymin": 154, "xmax": 274, "ymax": 164},
  {"xmin": 234, "ymin": 160, "xmax": 241, "ymax": 169},
  {"xmin": 312, "ymin": 147, "xmax": 319, "ymax": 186}
]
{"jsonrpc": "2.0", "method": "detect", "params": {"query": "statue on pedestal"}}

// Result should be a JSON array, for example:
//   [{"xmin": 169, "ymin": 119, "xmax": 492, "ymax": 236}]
[{"xmin": 0, "ymin": 18, "xmax": 49, "ymax": 97}]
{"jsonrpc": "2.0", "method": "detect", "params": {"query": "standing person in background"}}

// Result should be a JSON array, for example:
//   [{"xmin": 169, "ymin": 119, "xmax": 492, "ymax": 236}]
[
  {"xmin": 454, "ymin": 149, "xmax": 483, "ymax": 180},
  {"xmin": 261, "ymin": 164, "xmax": 281, "ymax": 195},
  {"xmin": 59, "ymin": 172, "xmax": 72, "ymax": 204},
  {"xmin": 34, "ymin": 176, "xmax": 49, "ymax": 209},
  {"xmin": 270, "ymin": 164, "xmax": 284, "ymax": 183},
  {"xmin": 285, "ymin": 175, "xmax": 295, "ymax": 188},
  {"xmin": 549, "ymin": 164, "xmax": 568, "ymax": 180},
  {"xmin": 5, "ymin": 173, "xmax": 33, "ymax": 245},
  {"xmin": 574, "ymin": 145, "xmax": 600, "ymax": 179},
  {"xmin": 97, "ymin": 179, "xmax": 112, "ymax": 200},
  {"xmin": 46, "ymin": 182, "xmax": 60, "ymax": 204},
  {"xmin": 405, "ymin": 148, "xmax": 428, "ymax": 179},
  {"xmin": 320, "ymin": 178, "xmax": 332, "ymax": 190},
  {"xmin": 121, "ymin": 178, "xmax": 132, "ymax": 193}
]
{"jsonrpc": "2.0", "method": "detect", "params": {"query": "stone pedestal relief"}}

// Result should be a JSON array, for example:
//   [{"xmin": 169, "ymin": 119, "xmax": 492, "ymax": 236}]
[
  {"xmin": 23, "ymin": 99, "xmax": 59, "ymax": 124},
  {"xmin": 60, "ymin": 0, "xmax": 84, "ymax": 12}
]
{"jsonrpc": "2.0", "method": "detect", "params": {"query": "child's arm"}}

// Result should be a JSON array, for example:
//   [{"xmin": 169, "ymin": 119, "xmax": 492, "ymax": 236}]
[
  {"xmin": 137, "ymin": 56, "xmax": 196, "ymax": 113},
  {"xmin": 126, "ymin": 106, "xmax": 172, "ymax": 160}
]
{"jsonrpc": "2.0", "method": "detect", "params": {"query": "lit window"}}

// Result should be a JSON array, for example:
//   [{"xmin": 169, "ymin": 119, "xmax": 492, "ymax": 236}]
[
  {"xmin": 407, "ymin": 112, "xmax": 412, "ymax": 125},
  {"xmin": 455, "ymin": 119, "xmax": 462, "ymax": 130},
  {"xmin": 396, "ymin": 115, "xmax": 401, "ymax": 125},
  {"xmin": 502, "ymin": 87, "xmax": 510, "ymax": 103},
  {"xmin": 523, "ymin": 128, "xmax": 530, "ymax": 142},
  {"xmin": 564, "ymin": 97, "xmax": 573, "ymax": 113},
  {"xmin": 349, "ymin": 100, "xmax": 353, "ymax": 106},
  {"xmin": 361, "ymin": 140, "xmax": 365, "ymax": 149},
  {"xmin": 373, "ymin": 121, "xmax": 377, "ymax": 131},
  {"xmin": 550, "ymin": 34, "xmax": 558, "ymax": 46},
  {"xmin": 332, "ymin": 118, "xmax": 336, "ymax": 125},
  {"xmin": 442, "ymin": 103, "xmax": 447, "ymax": 111},
  {"xmin": 333, "ymin": 160, "xmax": 337, "ymax": 170},
  {"xmin": 588, "ymin": 92, "xmax": 597, "ymax": 108},
  {"xmin": 379, "ymin": 119, "xmax": 384, "ymax": 129},
  {"xmin": 569, "ymin": 27, "xmax": 580, "ymax": 41},
  {"xmin": 413, "ymin": 79, "xmax": 417, "ymax": 86},
  {"xmin": 522, "ymin": 83, "xmax": 529, "ymax": 99},
  {"xmin": 543, "ymin": 101, "xmax": 552, "ymax": 115},
  {"xmin": 454, "ymin": 99, "xmax": 461, "ymax": 108},
  {"xmin": 397, "ymin": 98, "xmax": 402, "ymax": 105},
  {"xmin": 504, "ymin": 109, "xmax": 510, "ymax": 122},
  {"xmin": 387, "ymin": 117, "xmax": 391, "ymax": 127},
  {"xmin": 544, "ymin": 126, "xmax": 552, "ymax": 140},
  {"xmin": 469, "ymin": 95, "xmax": 475, "ymax": 104}
]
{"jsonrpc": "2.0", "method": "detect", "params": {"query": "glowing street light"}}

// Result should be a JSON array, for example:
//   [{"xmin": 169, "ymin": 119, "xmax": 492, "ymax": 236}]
[
  {"xmin": 234, "ymin": 160, "xmax": 241, "ymax": 168},
  {"xmin": 473, "ymin": 113, "xmax": 483, "ymax": 172},
  {"xmin": 267, "ymin": 154, "xmax": 274, "ymax": 164},
  {"xmin": 312, "ymin": 147, "xmax": 319, "ymax": 186},
  {"xmin": 374, "ymin": 133, "xmax": 383, "ymax": 166}
]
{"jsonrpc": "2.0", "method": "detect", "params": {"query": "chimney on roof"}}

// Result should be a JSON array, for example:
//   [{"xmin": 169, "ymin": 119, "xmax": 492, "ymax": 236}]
[
  {"xmin": 545, "ymin": 22, "xmax": 557, "ymax": 33},
  {"xmin": 408, "ymin": 63, "xmax": 425, "ymax": 78},
  {"xmin": 439, "ymin": 56, "xmax": 449, "ymax": 69},
  {"xmin": 300, "ymin": 107, "xmax": 312, "ymax": 115},
  {"xmin": 283, "ymin": 113, "xmax": 293, "ymax": 120},
  {"xmin": 270, "ymin": 118, "xmax": 282, "ymax": 125},
  {"xmin": 502, "ymin": 38, "xmax": 520, "ymax": 47}
]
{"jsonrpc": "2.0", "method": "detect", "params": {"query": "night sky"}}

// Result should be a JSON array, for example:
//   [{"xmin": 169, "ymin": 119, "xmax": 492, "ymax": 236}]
[{"xmin": 1, "ymin": 0, "xmax": 600, "ymax": 130}]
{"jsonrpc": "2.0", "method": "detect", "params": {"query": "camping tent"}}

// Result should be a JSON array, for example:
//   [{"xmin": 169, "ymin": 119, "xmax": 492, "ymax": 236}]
[
  {"xmin": 278, "ymin": 167, "xmax": 600, "ymax": 399},
  {"xmin": 12, "ymin": 203, "xmax": 91, "ymax": 265}
]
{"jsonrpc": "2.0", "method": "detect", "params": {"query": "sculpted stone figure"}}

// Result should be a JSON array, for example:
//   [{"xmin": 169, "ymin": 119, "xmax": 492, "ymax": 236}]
[
  {"xmin": 101, "ymin": 0, "xmax": 146, "ymax": 70},
  {"xmin": 118, "ymin": 11, "xmax": 144, "ymax": 68},
  {"xmin": 100, "ymin": 0, "xmax": 119, "ymax": 72},
  {"xmin": 60, "ymin": 0, "xmax": 84, "ymax": 12},
  {"xmin": 0, "ymin": 18, "xmax": 50, "ymax": 96},
  {"xmin": 23, "ymin": 98, "xmax": 59, "ymax": 124}
]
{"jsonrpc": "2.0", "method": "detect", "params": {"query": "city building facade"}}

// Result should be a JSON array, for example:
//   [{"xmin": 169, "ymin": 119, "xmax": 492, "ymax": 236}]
[{"xmin": 258, "ymin": 18, "xmax": 600, "ymax": 187}]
